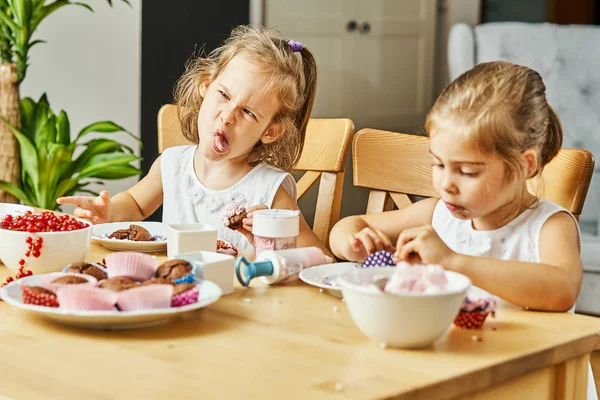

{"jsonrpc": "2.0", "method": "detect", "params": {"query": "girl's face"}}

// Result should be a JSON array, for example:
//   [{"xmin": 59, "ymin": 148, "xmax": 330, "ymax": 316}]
[
  {"xmin": 196, "ymin": 54, "xmax": 284, "ymax": 162},
  {"xmin": 430, "ymin": 132, "xmax": 524, "ymax": 226}
]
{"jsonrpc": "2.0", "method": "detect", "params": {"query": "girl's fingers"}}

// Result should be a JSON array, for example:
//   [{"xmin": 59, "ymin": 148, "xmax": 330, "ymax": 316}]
[
  {"xmin": 374, "ymin": 228, "xmax": 393, "ymax": 250},
  {"xmin": 397, "ymin": 240, "xmax": 422, "ymax": 264},
  {"xmin": 73, "ymin": 207, "xmax": 92, "ymax": 218},
  {"xmin": 355, "ymin": 231, "xmax": 376, "ymax": 255}
]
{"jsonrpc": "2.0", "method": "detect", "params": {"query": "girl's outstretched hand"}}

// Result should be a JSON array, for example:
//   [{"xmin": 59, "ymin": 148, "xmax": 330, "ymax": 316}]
[
  {"xmin": 56, "ymin": 190, "xmax": 111, "ymax": 225},
  {"xmin": 348, "ymin": 227, "xmax": 394, "ymax": 262},
  {"xmin": 393, "ymin": 225, "xmax": 456, "ymax": 267}
]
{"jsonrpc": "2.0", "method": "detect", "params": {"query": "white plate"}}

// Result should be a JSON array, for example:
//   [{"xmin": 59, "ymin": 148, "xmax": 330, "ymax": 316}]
[
  {"xmin": 92, "ymin": 222, "xmax": 167, "ymax": 253},
  {"xmin": 0, "ymin": 275, "xmax": 222, "ymax": 330},
  {"xmin": 299, "ymin": 262, "xmax": 362, "ymax": 297}
]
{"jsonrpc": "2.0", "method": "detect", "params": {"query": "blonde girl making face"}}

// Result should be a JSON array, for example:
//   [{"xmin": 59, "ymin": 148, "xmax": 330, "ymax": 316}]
[
  {"xmin": 58, "ymin": 26, "xmax": 331, "ymax": 257},
  {"xmin": 330, "ymin": 61, "xmax": 582, "ymax": 313}
]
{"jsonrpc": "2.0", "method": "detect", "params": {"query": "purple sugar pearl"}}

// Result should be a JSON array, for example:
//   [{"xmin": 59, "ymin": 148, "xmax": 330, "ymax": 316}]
[{"xmin": 362, "ymin": 250, "xmax": 395, "ymax": 267}]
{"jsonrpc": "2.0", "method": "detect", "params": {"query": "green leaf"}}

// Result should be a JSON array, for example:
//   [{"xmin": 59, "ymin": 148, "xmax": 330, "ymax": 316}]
[
  {"xmin": 16, "ymin": 0, "xmax": 33, "ymax": 29},
  {"xmin": 30, "ymin": 0, "xmax": 69, "ymax": 32},
  {"xmin": 20, "ymin": 96, "xmax": 35, "ymax": 134},
  {"xmin": 73, "ymin": 2, "xmax": 93, "ymax": 12},
  {"xmin": 76, "ymin": 120, "xmax": 139, "ymax": 143},
  {"xmin": 35, "ymin": 114, "xmax": 56, "ymax": 149},
  {"xmin": 2, "ymin": 119, "xmax": 39, "ymax": 191},
  {"xmin": 0, "ymin": 8, "xmax": 19, "ymax": 35},
  {"xmin": 0, "ymin": 180, "xmax": 34, "ymax": 205},
  {"xmin": 38, "ymin": 143, "xmax": 72, "ymax": 208},
  {"xmin": 68, "ymin": 138, "xmax": 131, "ymax": 177},
  {"xmin": 82, "ymin": 165, "xmax": 140, "ymax": 179},
  {"xmin": 77, "ymin": 153, "xmax": 140, "ymax": 178},
  {"xmin": 55, "ymin": 110, "xmax": 70, "ymax": 145}
]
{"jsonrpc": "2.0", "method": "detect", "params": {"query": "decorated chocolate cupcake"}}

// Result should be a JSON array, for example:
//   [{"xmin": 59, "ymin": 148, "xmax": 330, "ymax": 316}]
[
  {"xmin": 65, "ymin": 262, "xmax": 108, "ymax": 281},
  {"xmin": 155, "ymin": 259, "xmax": 194, "ymax": 284},
  {"xmin": 21, "ymin": 285, "xmax": 59, "ymax": 308},
  {"xmin": 222, "ymin": 203, "xmax": 247, "ymax": 231}
]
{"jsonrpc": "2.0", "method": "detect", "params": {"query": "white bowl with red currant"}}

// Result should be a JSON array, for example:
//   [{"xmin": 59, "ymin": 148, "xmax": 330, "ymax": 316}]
[{"xmin": 0, "ymin": 211, "xmax": 91, "ymax": 277}]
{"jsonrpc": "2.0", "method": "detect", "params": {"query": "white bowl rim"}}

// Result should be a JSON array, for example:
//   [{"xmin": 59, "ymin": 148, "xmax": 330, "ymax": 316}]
[
  {"xmin": 0, "ymin": 216, "xmax": 92, "ymax": 236},
  {"xmin": 337, "ymin": 267, "xmax": 471, "ymax": 297}
]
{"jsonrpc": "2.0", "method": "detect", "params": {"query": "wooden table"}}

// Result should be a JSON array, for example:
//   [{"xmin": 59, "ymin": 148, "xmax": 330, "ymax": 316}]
[{"xmin": 1, "ymin": 243, "xmax": 600, "ymax": 400}]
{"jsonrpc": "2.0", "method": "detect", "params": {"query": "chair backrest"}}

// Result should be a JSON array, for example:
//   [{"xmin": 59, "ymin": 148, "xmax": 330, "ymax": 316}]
[
  {"xmin": 353, "ymin": 128, "xmax": 595, "ymax": 220},
  {"xmin": 157, "ymin": 104, "xmax": 354, "ymax": 248}
]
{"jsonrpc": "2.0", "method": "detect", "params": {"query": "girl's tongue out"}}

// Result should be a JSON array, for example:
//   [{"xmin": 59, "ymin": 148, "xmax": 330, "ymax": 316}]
[{"xmin": 213, "ymin": 132, "xmax": 230, "ymax": 154}]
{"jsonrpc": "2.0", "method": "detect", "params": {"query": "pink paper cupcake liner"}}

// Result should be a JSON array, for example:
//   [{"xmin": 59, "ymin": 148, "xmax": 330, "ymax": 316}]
[
  {"xmin": 105, "ymin": 252, "xmax": 156, "ymax": 281},
  {"xmin": 21, "ymin": 285, "xmax": 59, "ymax": 308},
  {"xmin": 38, "ymin": 273, "xmax": 97, "ymax": 294},
  {"xmin": 56, "ymin": 286, "xmax": 118, "ymax": 311},
  {"xmin": 117, "ymin": 284, "xmax": 174, "ymax": 311},
  {"xmin": 172, "ymin": 286, "xmax": 200, "ymax": 307}
]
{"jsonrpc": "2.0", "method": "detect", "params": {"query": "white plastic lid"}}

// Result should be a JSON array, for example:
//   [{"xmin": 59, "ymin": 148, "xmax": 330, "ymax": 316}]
[{"xmin": 252, "ymin": 209, "xmax": 300, "ymax": 238}]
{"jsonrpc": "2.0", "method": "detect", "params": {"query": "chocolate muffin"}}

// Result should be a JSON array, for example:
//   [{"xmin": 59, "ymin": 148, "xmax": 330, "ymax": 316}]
[
  {"xmin": 108, "ymin": 224, "xmax": 154, "ymax": 241},
  {"xmin": 66, "ymin": 262, "xmax": 107, "ymax": 281},
  {"xmin": 139, "ymin": 278, "xmax": 175, "ymax": 286},
  {"xmin": 155, "ymin": 259, "xmax": 193, "ymax": 281},
  {"xmin": 28, "ymin": 286, "xmax": 56, "ymax": 296},
  {"xmin": 52, "ymin": 276, "xmax": 89, "ymax": 284},
  {"xmin": 99, "ymin": 276, "xmax": 138, "ymax": 292}
]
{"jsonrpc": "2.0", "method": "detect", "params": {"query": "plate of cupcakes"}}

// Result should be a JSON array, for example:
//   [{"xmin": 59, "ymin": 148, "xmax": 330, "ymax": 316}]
[
  {"xmin": 91, "ymin": 222, "xmax": 168, "ymax": 253},
  {"xmin": 0, "ymin": 252, "xmax": 222, "ymax": 329}
]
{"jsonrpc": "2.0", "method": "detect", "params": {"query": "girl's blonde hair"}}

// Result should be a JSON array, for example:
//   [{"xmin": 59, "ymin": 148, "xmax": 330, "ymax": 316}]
[
  {"xmin": 174, "ymin": 25, "xmax": 317, "ymax": 172},
  {"xmin": 425, "ymin": 61, "xmax": 562, "ymax": 181}
]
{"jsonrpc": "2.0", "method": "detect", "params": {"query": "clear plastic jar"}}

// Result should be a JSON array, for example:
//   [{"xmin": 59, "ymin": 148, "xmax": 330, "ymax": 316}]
[{"xmin": 252, "ymin": 209, "xmax": 299, "ymax": 258}]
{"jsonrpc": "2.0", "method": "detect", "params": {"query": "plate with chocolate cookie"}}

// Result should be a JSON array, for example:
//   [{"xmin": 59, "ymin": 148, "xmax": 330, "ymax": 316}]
[{"xmin": 92, "ymin": 222, "xmax": 167, "ymax": 253}]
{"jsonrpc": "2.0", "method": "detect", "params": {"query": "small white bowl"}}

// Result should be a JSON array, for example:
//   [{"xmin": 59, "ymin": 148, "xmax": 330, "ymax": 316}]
[
  {"xmin": 338, "ymin": 267, "xmax": 471, "ymax": 348},
  {"xmin": 0, "ymin": 219, "xmax": 92, "ymax": 275}
]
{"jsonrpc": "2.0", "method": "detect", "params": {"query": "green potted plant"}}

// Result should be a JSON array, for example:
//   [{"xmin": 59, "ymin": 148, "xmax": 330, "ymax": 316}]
[
  {"xmin": 0, "ymin": 0, "xmax": 130, "ymax": 203},
  {"xmin": 0, "ymin": 93, "xmax": 140, "ymax": 209}
]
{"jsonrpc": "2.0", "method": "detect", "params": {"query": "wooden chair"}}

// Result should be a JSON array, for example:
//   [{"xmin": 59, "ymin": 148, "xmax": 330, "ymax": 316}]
[
  {"xmin": 157, "ymin": 104, "xmax": 354, "ymax": 248},
  {"xmin": 353, "ymin": 128, "xmax": 595, "ymax": 220}
]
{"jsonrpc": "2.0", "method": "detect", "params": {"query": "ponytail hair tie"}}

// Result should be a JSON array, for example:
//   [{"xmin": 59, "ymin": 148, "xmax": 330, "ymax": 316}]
[{"xmin": 287, "ymin": 39, "xmax": 303, "ymax": 52}]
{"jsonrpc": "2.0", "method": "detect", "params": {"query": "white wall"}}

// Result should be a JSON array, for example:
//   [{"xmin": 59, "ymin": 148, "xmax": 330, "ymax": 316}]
[
  {"xmin": 434, "ymin": 0, "xmax": 481, "ymax": 96},
  {"xmin": 20, "ymin": 0, "xmax": 141, "ymax": 203}
]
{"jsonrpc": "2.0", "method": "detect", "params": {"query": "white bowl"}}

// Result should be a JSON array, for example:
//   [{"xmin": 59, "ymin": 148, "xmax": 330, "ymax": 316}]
[
  {"xmin": 0, "ymin": 203, "xmax": 34, "ymax": 219},
  {"xmin": 0, "ymin": 218, "xmax": 92, "ymax": 275},
  {"xmin": 338, "ymin": 267, "xmax": 471, "ymax": 348}
]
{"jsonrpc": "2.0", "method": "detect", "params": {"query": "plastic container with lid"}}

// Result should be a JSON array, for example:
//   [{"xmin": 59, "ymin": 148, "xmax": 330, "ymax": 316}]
[
  {"xmin": 252, "ymin": 209, "xmax": 300, "ymax": 257},
  {"xmin": 236, "ymin": 246, "xmax": 333, "ymax": 286}
]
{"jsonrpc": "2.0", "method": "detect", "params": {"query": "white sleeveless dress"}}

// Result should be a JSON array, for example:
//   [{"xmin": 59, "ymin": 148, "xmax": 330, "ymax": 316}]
[
  {"xmin": 432, "ymin": 198, "xmax": 597, "ymax": 400},
  {"xmin": 160, "ymin": 145, "xmax": 297, "ymax": 251}
]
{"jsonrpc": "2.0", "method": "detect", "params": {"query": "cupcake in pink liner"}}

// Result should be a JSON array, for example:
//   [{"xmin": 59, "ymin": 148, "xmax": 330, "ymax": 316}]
[
  {"xmin": 171, "ymin": 283, "xmax": 199, "ymax": 307},
  {"xmin": 117, "ymin": 284, "xmax": 174, "ymax": 311},
  {"xmin": 453, "ymin": 287, "xmax": 497, "ymax": 329},
  {"xmin": 38, "ymin": 272, "xmax": 97, "ymax": 294},
  {"xmin": 104, "ymin": 252, "xmax": 156, "ymax": 281},
  {"xmin": 21, "ymin": 285, "xmax": 59, "ymax": 308},
  {"xmin": 56, "ymin": 286, "xmax": 118, "ymax": 311}
]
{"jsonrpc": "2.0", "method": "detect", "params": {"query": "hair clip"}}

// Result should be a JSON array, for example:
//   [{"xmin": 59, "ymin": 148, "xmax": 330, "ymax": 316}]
[{"xmin": 287, "ymin": 39, "xmax": 303, "ymax": 52}]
